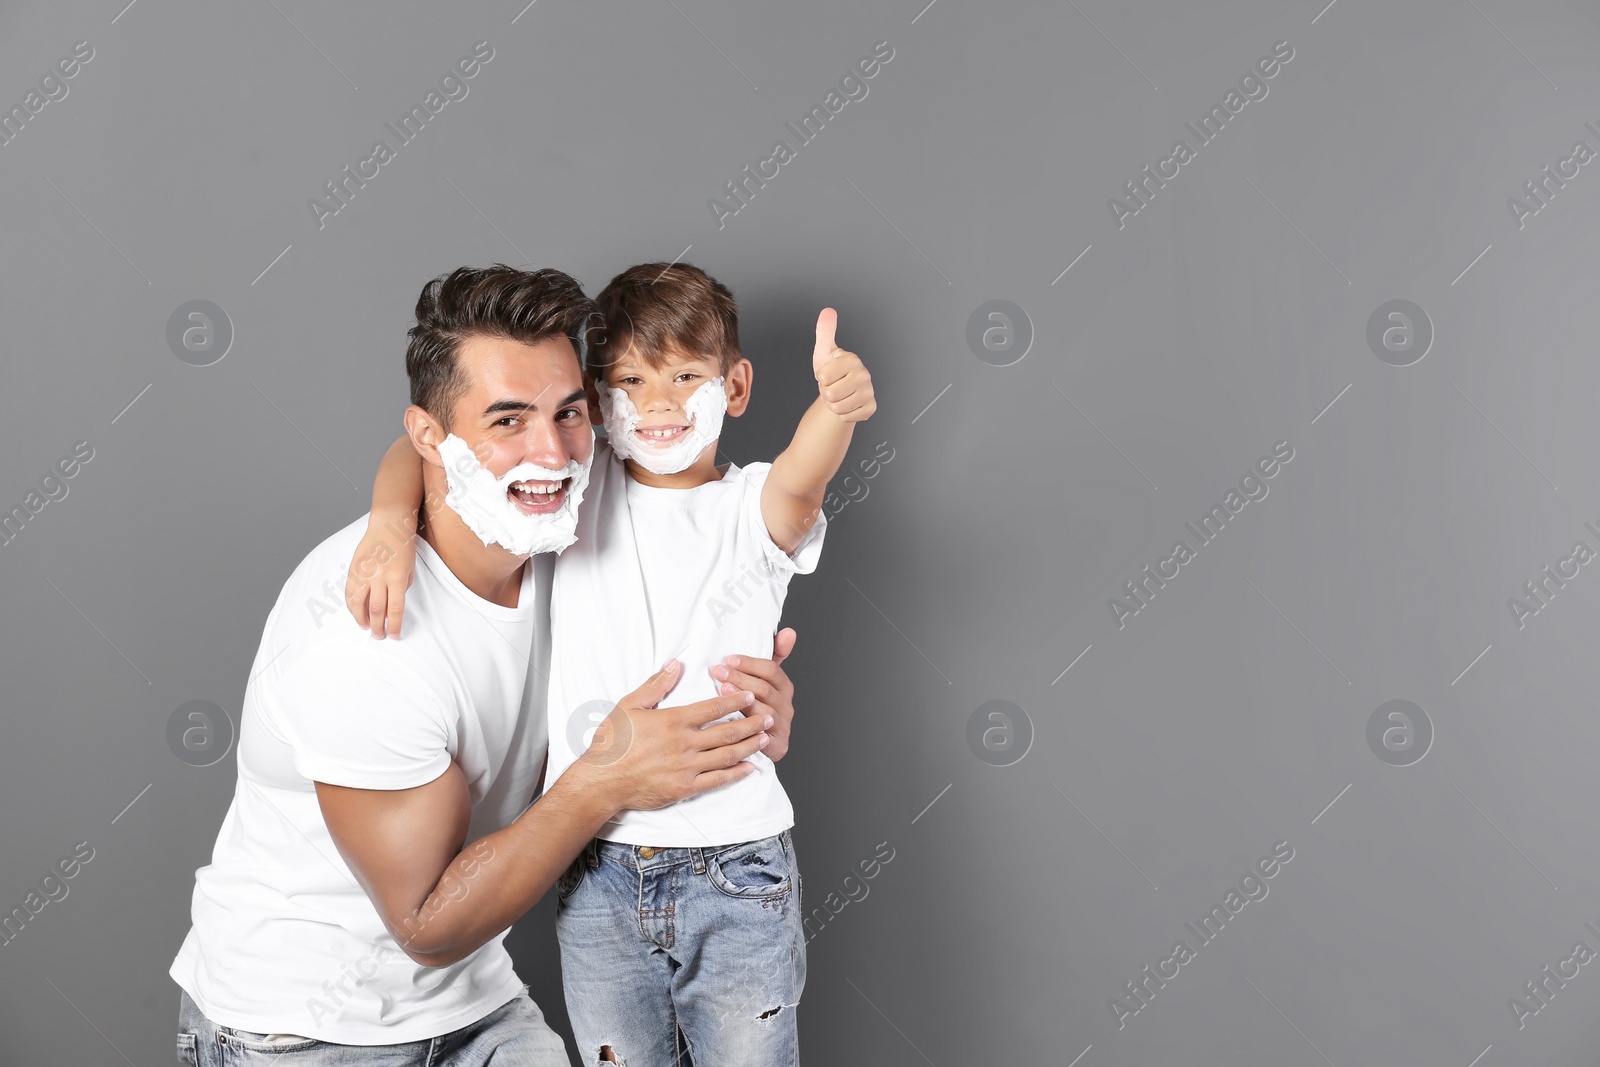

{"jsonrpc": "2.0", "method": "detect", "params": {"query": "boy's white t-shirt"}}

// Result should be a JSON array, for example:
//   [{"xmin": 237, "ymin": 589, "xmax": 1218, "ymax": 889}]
[
  {"xmin": 545, "ymin": 443, "xmax": 825, "ymax": 847},
  {"xmin": 169, "ymin": 515, "xmax": 553, "ymax": 1044}
]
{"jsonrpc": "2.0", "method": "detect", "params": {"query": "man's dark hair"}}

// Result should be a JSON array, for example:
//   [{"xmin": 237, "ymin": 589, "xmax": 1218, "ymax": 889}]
[
  {"xmin": 587, "ymin": 262, "xmax": 740, "ymax": 380},
  {"xmin": 406, "ymin": 265, "xmax": 598, "ymax": 425}
]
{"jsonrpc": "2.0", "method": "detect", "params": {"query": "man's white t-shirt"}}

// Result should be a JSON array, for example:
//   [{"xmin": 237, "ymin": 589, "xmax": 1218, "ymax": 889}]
[
  {"xmin": 169, "ymin": 515, "xmax": 553, "ymax": 1044},
  {"xmin": 545, "ymin": 444, "xmax": 824, "ymax": 847}
]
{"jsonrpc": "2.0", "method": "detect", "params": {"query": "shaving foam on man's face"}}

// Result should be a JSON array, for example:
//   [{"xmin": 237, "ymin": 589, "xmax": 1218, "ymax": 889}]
[
  {"xmin": 599, "ymin": 376, "xmax": 726, "ymax": 475},
  {"xmin": 437, "ymin": 432, "xmax": 592, "ymax": 556}
]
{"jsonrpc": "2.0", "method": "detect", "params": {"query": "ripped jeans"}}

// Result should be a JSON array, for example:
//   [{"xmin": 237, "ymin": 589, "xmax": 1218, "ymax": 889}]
[{"xmin": 555, "ymin": 830, "xmax": 805, "ymax": 1067}]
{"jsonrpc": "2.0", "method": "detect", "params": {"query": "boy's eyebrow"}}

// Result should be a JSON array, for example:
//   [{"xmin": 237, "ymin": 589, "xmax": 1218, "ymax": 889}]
[
  {"xmin": 612, "ymin": 354, "xmax": 719, "ymax": 373},
  {"xmin": 483, "ymin": 388, "xmax": 587, "ymax": 417}
]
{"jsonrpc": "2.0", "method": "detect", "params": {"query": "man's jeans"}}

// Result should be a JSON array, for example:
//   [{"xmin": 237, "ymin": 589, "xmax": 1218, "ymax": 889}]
[
  {"xmin": 555, "ymin": 830, "xmax": 806, "ymax": 1067},
  {"xmin": 176, "ymin": 986, "xmax": 570, "ymax": 1065}
]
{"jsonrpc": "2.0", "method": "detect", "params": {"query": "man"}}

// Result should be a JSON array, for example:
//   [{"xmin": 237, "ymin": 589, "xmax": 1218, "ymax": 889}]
[{"xmin": 169, "ymin": 265, "xmax": 800, "ymax": 1065}]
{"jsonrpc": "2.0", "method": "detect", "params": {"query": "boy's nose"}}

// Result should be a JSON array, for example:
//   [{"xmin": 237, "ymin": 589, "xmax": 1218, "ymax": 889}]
[{"xmin": 639, "ymin": 386, "xmax": 679, "ymax": 414}]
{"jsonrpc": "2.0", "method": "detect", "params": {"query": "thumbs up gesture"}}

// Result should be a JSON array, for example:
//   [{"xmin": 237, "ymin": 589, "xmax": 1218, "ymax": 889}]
[{"xmin": 812, "ymin": 308, "xmax": 876, "ymax": 423}]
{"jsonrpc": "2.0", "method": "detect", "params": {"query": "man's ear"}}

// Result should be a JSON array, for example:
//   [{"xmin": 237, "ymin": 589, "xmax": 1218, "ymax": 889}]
[
  {"xmin": 583, "ymin": 374, "xmax": 604, "ymax": 426},
  {"xmin": 724, "ymin": 358, "xmax": 754, "ymax": 418},
  {"xmin": 404, "ymin": 405, "xmax": 447, "ymax": 466}
]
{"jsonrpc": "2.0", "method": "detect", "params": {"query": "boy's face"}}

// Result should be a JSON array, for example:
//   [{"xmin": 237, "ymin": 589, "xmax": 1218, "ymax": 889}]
[
  {"xmin": 592, "ymin": 343, "xmax": 753, "ymax": 485},
  {"xmin": 600, "ymin": 343, "xmax": 745, "ymax": 442}
]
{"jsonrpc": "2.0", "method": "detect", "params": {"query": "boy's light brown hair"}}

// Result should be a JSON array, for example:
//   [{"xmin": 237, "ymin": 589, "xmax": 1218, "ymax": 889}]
[{"xmin": 587, "ymin": 262, "xmax": 741, "ymax": 380}]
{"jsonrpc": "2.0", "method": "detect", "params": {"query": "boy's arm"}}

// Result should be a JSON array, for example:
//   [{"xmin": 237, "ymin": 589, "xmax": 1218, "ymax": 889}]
[
  {"xmin": 346, "ymin": 434, "xmax": 428, "ymax": 639},
  {"xmin": 762, "ymin": 309, "xmax": 876, "ymax": 553}
]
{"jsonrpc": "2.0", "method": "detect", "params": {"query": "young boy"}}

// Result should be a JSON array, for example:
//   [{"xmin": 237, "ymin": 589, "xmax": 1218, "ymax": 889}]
[{"xmin": 346, "ymin": 262, "xmax": 874, "ymax": 1065}]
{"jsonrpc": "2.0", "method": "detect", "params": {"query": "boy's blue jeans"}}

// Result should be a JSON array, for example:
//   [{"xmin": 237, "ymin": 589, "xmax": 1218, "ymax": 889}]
[{"xmin": 555, "ymin": 830, "xmax": 806, "ymax": 1066}]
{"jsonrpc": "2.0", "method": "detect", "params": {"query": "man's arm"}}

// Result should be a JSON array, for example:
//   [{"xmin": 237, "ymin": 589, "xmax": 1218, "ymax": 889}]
[
  {"xmin": 315, "ymin": 662, "xmax": 772, "ymax": 967},
  {"xmin": 315, "ymin": 761, "xmax": 605, "ymax": 968},
  {"xmin": 762, "ymin": 308, "xmax": 875, "ymax": 553}
]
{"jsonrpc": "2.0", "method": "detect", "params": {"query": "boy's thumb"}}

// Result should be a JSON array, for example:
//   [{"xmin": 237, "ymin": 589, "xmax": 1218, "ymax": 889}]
[{"xmin": 812, "ymin": 308, "xmax": 838, "ymax": 376}]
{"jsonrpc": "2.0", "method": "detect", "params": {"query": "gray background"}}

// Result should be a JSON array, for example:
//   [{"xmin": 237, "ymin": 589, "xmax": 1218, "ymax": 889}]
[{"xmin": 1, "ymin": 0, "xmax": 1597, "ymax": 1063}]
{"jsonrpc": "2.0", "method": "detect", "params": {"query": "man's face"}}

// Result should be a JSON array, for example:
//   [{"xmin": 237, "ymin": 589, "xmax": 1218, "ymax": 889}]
[{"xmin": 446, "ymin": 332, "xmax": 593, "ymax": 516}]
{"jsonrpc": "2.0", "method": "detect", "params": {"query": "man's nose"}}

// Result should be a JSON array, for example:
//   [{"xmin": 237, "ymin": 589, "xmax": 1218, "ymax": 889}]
[{"xmin": 519, "ymin": 417, "xmax": 570, "ymax": 471}]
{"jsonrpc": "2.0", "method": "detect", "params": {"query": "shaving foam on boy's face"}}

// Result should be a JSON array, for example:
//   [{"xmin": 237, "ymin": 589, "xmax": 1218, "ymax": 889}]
[
  {"xmin": 599, "ymin": 376, "xmax": 727, "ymax": 475},
  {"xmin": 437, "ymin": 432, "xmax": 592, "ymax": 556}
]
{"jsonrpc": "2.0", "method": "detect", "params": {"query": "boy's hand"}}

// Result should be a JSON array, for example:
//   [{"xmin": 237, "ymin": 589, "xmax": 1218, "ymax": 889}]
[
  {"xmin": 710, "ymin": 627, "xmax": 798, "ymax": 762},
  {"xmin": 345, "ymin": 526, "xmax": 417, "ymax": 640},
  {"xmin": 812, "ymin": 308, "xmax": 876, "ymax": 423}
]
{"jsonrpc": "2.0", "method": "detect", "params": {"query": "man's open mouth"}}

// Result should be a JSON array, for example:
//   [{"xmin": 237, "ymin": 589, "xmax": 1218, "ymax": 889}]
[
  {"xmin": 633, "ymin": 424, "xmax": 690, "ymax": 445},
  {"xmin": 507, "ymin": 478, "xmax": 567, "ymax": 514}
]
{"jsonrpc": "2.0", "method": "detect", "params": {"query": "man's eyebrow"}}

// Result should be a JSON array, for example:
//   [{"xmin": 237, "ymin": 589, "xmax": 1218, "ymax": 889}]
[{"xmin": 483, "ymin": 388, "xmax": 587, "ymax": 417}]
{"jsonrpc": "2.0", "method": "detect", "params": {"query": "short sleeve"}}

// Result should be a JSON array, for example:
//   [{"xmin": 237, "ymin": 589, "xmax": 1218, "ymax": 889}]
[
  {"xmin": 271, "ymin": 637, "xmax": 453, "ymax": 790},
  {"xmin": 740, "ymin": 462, "xmax": 827, "ymax": 577}
]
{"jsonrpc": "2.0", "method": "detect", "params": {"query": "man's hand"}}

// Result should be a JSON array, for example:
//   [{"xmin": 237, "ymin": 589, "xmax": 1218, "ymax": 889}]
[
  {"xmin": 710, "ymin": 627, "xmax": 797, "ymax": 761},
  {"xmin": 585, "ymin": 661, "xmax": 775, "ymax": 811},
  {"xmin": 812, "ymin": 309, "xmax": 875, "ymax": 423}
]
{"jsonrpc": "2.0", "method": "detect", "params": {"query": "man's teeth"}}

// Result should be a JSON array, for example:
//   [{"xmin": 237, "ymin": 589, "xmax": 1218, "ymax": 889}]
[{"xmin": 511, "ymin": 480, "xmax": 561, "ymax": 495}]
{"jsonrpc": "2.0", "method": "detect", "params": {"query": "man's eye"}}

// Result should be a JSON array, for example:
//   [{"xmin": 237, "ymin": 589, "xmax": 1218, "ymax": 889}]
[
  {"xmin": 556, "ymin": 408, "xmax": 581, "ymax": 422},
  {"xmin": 496, "ymin": 416, "xmax": 520, "ymax": 427}
]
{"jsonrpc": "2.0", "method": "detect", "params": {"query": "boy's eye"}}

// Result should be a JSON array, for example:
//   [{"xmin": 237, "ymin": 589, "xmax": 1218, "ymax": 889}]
[
  {"xmin": 675, "ymin": 373, "xmax": 699, "ymax": 384},
  {"xmin": 618, "ymin": 376, "xmax": 642, "ymax": 387}
]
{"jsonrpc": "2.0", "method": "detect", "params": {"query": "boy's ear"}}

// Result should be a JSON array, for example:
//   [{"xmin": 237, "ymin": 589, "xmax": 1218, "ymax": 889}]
[
  {"xmin": 583, "ymin": 374, "xmax": 604, "ymax": 425},
  {"xmin": 724, "ymin": 358, "xmax": 754, "ymax": 418},
  {"xmin": 403, "ymin": 405, "xmax": 447, "ymax": 466}
]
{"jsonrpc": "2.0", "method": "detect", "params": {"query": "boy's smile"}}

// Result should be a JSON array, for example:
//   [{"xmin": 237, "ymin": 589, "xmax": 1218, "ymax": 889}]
[{"xmin": 632, "ymin": 423, "xmax": 691, "ymax": 446}]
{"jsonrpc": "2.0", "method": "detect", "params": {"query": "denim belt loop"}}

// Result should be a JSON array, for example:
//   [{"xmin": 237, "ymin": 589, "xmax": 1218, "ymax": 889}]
[{"xmin": 689, "ymin": 846, "xmax": 707, "ymax": 874}]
